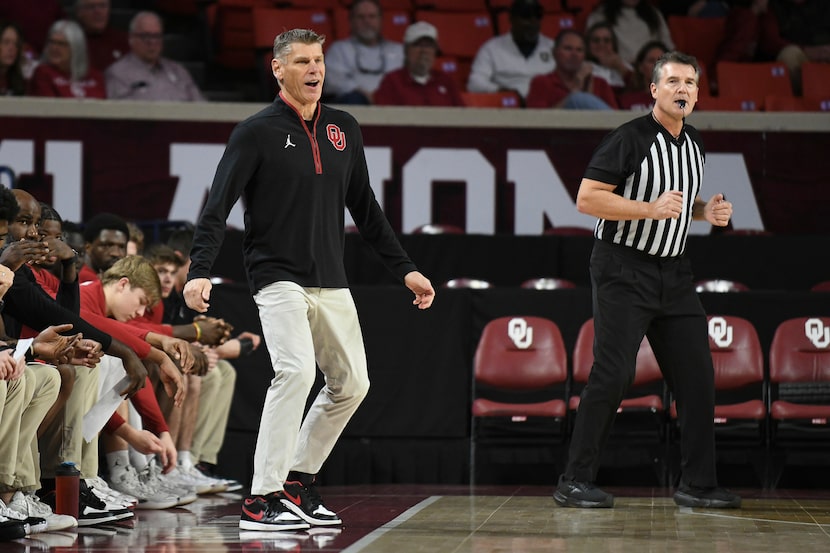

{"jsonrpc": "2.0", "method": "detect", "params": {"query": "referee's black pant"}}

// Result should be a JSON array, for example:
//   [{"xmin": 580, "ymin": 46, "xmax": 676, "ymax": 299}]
[{"xmin": 564, "ymin": 239, "xmax": 718, "ymax": 488}]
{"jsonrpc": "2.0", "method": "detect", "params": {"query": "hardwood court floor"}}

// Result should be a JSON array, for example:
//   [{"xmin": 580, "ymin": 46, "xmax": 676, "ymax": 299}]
[{"xmin": 9, "ymin": 485, "xmax": 830, "ymax": 552}]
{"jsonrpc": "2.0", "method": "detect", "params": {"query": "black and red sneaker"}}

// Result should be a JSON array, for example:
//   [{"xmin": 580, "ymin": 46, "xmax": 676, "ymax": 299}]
[
  {"xmin": 281, "ymin": 480, "xmax": 342, "ymax": 526},
  {"xmin": 239, "ymin": 492, "xmax": 310, "ymax": 531}
]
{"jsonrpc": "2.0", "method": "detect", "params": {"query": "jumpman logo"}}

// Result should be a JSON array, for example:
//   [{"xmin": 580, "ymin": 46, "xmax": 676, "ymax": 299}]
[{"xmin": 284, "ymin": 134, "xmax": 296, "ymax": 148}]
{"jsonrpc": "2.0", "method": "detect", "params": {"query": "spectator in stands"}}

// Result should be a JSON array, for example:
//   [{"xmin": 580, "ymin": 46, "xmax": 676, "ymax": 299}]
[
  {"xmin": 585, "ymin": 22, "xmax": 633, "ymax": 90},
  {"xmin": 586, "ymin": 0, "xmax": 674, "ymax": 64},
  {"xmin": 526, "ymin": 30, "xmax": 619, "ymax": 109},
  {"xmin": 374, "ymin": 22, "xmax": 464, "ymax": 107},
  {"xmin": 323, "ymin": 0, "xmax": 403, "ymax": 105},
  {"xmin": 467, "ymin": 0, "xmax": 555, "ymax": 101},
  {"xmin": 74, "ymin": 0, "xmax": 129, "ymax": 72},
  {"xmin": 715, "ymin": 0, "xmax": 830, "ymax": 95},
  {"xmin": 617, "ymin": 40, "xmax": 667, "ymax": 110},
  {"xmin": 0, "ymin": 0, "xmax": 63, "ymax": 56},
  {"xmin": 28, "ymin": 19, "xmax": 106, "ymax": 99},
  {"xmin": 0, "ymin": 21, "xmax": 26, "ymax": 96},
  {"xmin": 105, "ymin": 11, "xmax": 204, "ymax": 101}
]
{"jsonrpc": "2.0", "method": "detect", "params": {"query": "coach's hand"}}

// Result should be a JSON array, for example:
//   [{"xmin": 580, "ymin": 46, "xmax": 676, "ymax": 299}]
[{"xmin": 184, "ymin": 278, "xmax": 212, "ymax": 313}]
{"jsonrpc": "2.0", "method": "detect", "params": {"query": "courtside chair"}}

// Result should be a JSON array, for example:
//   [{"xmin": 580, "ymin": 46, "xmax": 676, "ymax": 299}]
[
  {"xmin": 570, "ymin": 318, "xmax": 669, "ymax": 485},
  {"xmin": 470, "ymin": 316, "xmax": 569, "ymax": 484},
  {"xmin": 767, "ymin": 317, "xmax": 830, "ymax": 488}
]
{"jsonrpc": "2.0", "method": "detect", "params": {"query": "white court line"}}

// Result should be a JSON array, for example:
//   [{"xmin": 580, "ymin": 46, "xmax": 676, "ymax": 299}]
[
  {"xmin": 678, "ymin": 506, "xmax": 830, "ymax": 533},
  {"xmin": 341, "ymin": 495, "xmax": 443, "ymax": 553}
]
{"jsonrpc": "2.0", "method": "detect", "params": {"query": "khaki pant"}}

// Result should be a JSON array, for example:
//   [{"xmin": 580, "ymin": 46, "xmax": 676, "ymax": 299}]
[
  {"xmin": 191, "ymin": 359, "xmax": 236, "ymax": 465},
  {"xmin": 250, "ymin": 282, "xmax": 370, "ymax": 495}
]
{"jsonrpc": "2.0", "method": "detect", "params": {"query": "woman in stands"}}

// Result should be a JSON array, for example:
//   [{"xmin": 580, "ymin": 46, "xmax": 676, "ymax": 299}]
[
  {"xmin": 0, "ymin": 21, "xmax": 26, "ymax": 96},
  {"xmin": 28, "ymin": 19, "xmax": 106, "ymax": 99},
  {"xmin": 616, "ymin": 40, "xmax": 668, "ymax": 110},
  {"xmin": 586, "ymin": 0, "xmax": 674, "ymax": 64}
]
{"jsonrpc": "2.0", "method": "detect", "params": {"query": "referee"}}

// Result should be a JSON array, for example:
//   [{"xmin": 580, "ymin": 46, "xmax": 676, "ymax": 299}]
[{"xmin": 554, "ymin": 51, "xmax": 741, "ymax": 510}]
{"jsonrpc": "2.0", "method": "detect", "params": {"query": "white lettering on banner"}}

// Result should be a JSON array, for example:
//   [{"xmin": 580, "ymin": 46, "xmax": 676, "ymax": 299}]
[
  {"xmin": 168, "ymin": 144, "xmax": 244, "ymax": 228},
  {"xmin": 0, "ymin": 140, "xmax": 34, "ymax": 187},
  {"xmin": 402, "ymin": 148, "xmax": 495, "ymax": 234},
  {"xmin": 0, "ymin": 140, "xmax": 764, "ymax": 235},
  {"xmin": 345, "ymin": 147, "xmax": 391, "ymax": 228},
  {"xmin": 45, "ymin": 141, "xmax": 83, "ymax": 223},
  {"xmin": 805, "ymin": 318, "xmax": 830, "ymax": 349},
  {"xmin": 689, "ymin": 153, "xmax": 763, "ymax": 235},
  {"xmin": 508, "ymin": 150, "xmax": 596, "ymax": 235},
  {"xmin": 708, "ymin": 316, "xmax": 733, "ymax": 347},
  {"xmin": 508, "ymin": 318, "xmax": 533, "ymax": 349}
]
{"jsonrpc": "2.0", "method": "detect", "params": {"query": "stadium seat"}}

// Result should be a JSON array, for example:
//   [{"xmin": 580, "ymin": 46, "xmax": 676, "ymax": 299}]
[
  {"xmin": 414, "ymin": 10, "xmax": 494, "ymax": 59},
  {"xmin": 412, "ymin": 0, "xmax": 488, "ymax": 10},
  {"xmin": 716, "ymin": 61, "xmax": 793, "ymax": 110},
  {"xmin": 669, "ymin": 315, "xmax": 767, "ymax": 484},
  {"xmin": 209, "ymin": 0, "xmax": 273, "ymax": 69},
  {"xmin": 767, "ymin": 317, "xmax": 830, "ymax": 487},
  {"xmin": 667, "ymin": 16, "xmax": 726, "ymax": 73},
  {"xmin": 695, "ymin": 95, "xmax": 760, "ymax": 112},
  {"xmin": 801, "ymin": 61, "xmax": 830, "ymax": 99},
  {"xmin": 812, "ymin": 281, "xmax": 830, "ymax": 292},
  {"xmin": 490, "ymin": 0, "xmax": 564, "ymax": 12},
  {"xmin": 496, "ymin": 11, "xmax": 578, "ymax": 35},
  {"xmin": 411, "ymin": 223, "xmax": 465, "ymax": 234},
  {"xmin": 461, "ymin": 91, "xmax": 522, "ymax": 108},
  {"xmin": 435, "ymin": 56, "xmax": 472, "ymax": 91},
  {"xmin": 765, "ymin": 95, "xmax": 830, "ymax": 112},
  {"xmin": 252, "ymin": 8, "xmax": 334, "ymax": 50},
  {"xmin": 471, "ymin": 316, "xmax": 569, "ymax": 483}
]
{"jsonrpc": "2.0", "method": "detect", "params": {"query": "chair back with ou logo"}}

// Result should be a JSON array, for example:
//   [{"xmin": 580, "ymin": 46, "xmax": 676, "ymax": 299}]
[
  {"xmin": 470, "ymin": 316, "xmax": 569, "ymax": 484},
  {"xmin": 767, "ymin": 317, "xmax": 830, "ymax": 488}
]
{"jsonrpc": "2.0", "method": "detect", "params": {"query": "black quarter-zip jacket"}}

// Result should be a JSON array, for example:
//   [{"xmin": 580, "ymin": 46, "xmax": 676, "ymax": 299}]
[{"xmin": 188, "ymin": 94, "xmax": 418, "ymax": 293}]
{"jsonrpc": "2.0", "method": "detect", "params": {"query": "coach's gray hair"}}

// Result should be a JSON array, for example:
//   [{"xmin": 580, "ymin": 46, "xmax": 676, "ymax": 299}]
[
  {"xmin": 652, "ymin": 51, "xmax": 700, "ymax": 85},
  {"xmin": 273, "ymin": 29, "xmax": 326, "ymax": 62}
]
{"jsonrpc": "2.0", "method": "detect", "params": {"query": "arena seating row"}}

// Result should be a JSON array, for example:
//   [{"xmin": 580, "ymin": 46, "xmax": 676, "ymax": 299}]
[{"xmin": 472, "ymin": 314, "xmax": 830, "ymax": 488}]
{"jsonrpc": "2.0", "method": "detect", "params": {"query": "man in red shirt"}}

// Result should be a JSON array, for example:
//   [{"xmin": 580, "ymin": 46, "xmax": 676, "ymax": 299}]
[
  {"xmin": 374, "ymin": 21, "xmax": 465, "ymax": 107},
  {"xmin": 526, "ymin": 29, "xmax": 619, "ymax": 109}
]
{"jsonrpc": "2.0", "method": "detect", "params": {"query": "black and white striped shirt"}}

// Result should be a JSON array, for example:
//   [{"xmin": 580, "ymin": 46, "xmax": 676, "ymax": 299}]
[{"xmin": 584, "ymin": 113, "xmax": 705, "ymax": 258}]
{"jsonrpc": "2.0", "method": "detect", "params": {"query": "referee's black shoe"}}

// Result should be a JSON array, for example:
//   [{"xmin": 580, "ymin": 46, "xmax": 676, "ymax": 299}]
[
  {"xmin": 673, "ymin": 485, "xmax": 741, "ymax": 509},
  {"xmin": 553, "ymin": 475, "xmax": 614, "ymax": 508}
]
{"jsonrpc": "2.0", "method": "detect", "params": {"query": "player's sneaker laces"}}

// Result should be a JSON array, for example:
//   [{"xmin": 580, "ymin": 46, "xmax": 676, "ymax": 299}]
[
  {"xmin": 281, "ymin": 480, "xmax": 342, "ymax": 526},
  {"xmin": 239, "ymin": 492, "xmax": 310, "ymax": 532}
]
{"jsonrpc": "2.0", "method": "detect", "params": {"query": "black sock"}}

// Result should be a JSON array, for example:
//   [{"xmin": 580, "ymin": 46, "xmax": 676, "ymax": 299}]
[{"xmin": 286, "ymin": 471, "xmax": 314, "ymax": 486}]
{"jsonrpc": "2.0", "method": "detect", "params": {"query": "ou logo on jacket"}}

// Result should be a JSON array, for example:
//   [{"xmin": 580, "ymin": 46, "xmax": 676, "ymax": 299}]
[
  {"xmin": 708, "ymin": 317, "xmax": 733, "ymax": 348},
  {"xmin": 507, "ymin": 317, "xmax": 533, "ymax": 349},
  {"xmin": 327, "ymin": 124, "xmax": 346, "ymax": 151},
  {"xmin": 805, "ymin": 318, "xmax": 830, "ymax": 349}
]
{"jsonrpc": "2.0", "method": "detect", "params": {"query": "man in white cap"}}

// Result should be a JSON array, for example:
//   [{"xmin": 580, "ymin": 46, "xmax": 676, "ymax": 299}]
[{"xmin": 374, "ymin": 21, "xmax": 464, "ymax": 106}]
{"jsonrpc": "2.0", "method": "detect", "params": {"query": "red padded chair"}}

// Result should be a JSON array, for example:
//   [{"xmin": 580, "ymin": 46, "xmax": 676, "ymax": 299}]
[
  {"xmin": 812, "ymin": 281, "xmax": 830, "ymax": 292},
  {"xmin": 667, "ymin": 16, "xmax": 726, "ymax": 74},
  {"xmin": 471, "ymin": 316, "xmax": 569, "ymax": 483},
  {"xmin": 767, "ymin": 317, "xmax": 830, "ymax": 487},
  {"xmin": 461, "ymin": 91, "xmax": 522, "ymax": 108},
  {"xmin": 443, "ymin": 278, "xmax": 493, "ymax": 289},
  {"xmin": 670, "ymin": 315, "xmax": 766, "ymax": 430},
  {"xmin": 570, "ymin": 319, "xmax": 663, "ymax": 414},
  {"xmin": 801, "ymin": 62, "xmax": 830, "ymax": 100},
  {"xmin": 769, "ymin": 317, "xmax": 830, "ymax": 433},
  {"xmin": 570, "ymin": 318, "xmax": 668, "ymax": 484},
  {"xmin": 414, "ymin": 10, "xmax": 494, "ymax": 60},
  {"xmin": 716, "ymin": 61, "xmax": 793, "ymax": 110}
]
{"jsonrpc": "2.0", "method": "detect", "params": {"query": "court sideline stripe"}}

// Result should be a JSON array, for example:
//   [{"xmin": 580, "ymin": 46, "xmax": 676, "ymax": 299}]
[{"xmin": 341, "ymin": 495, "xmax": 443, "ymax": 552}]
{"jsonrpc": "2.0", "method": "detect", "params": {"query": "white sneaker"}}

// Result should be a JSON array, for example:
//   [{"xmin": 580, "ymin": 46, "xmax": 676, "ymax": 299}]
[
  {"xmin": 107, "ymin": 463, "xmax": 178, "ymax": 510},
  {"xmin": 172, "ymin": 464, "xmax": 229, "ymax": 494},
  {"xmin": 140, "ymin": 461, "xmax": 198, "ymax": 506},
  {"xmin": 0, "ymin": 497, "xmax": 48, "ymax": 534},
  {"xmin": 8, "ymin": 492, "xmax": 77, "ymax": 532},
  {"xmin": 85, "ymin": 476, "xmax": 137, "ymax": 509}
]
